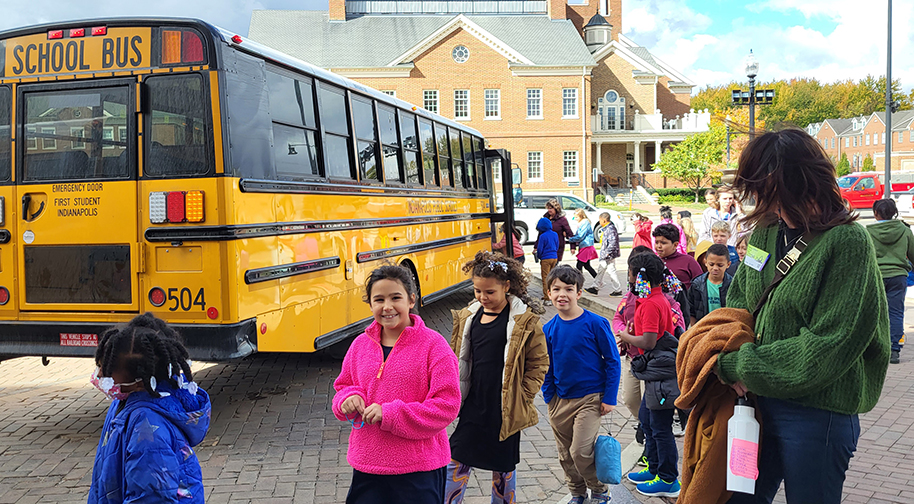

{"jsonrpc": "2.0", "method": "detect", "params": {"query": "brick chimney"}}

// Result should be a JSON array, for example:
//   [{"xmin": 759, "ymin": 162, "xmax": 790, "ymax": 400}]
[
  {"xmin": 329, "ymin": 0, "xmax": 346, "ymax": 21},
  {"xmin": 547, "ymin": 0, "xmax": 566, "ymax": 20}
]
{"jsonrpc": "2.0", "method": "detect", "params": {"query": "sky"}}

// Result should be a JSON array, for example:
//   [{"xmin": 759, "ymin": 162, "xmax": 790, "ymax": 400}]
[{"xmin": 0, "ymin": 0, "xmax": 909, "ymax": 92}]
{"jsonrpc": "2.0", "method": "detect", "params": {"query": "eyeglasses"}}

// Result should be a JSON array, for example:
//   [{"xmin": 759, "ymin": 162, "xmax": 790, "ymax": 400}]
[{"xmin": 344, "ymin": 413, "xmax": 364, "ymax": 430}]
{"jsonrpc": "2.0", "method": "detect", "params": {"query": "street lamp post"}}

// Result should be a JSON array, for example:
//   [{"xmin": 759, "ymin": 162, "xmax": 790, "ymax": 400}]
[
  {"xmin": 745, "ymin": 51, "xmax": 759, "ymax": 140},
  {"xmin": 726, "ymin": 114, "xmax": 732, "ymax": 164}
]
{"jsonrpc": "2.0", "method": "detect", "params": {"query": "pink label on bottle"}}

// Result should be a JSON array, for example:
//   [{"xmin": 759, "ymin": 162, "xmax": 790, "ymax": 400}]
[{"xmin": 730, "ymin": 438, "xmax": 759, "ymax": 479}]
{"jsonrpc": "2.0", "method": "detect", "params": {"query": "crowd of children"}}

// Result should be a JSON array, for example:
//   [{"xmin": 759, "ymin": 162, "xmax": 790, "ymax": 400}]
[{"xmin": 84, "ymin": 200, "xmax": 747, "ymax": 504}]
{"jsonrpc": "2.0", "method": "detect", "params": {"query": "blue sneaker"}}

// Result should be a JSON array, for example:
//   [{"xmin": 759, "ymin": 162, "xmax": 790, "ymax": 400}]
[
  {"xmin": 636, "ymin": 476, "xmax": 681, "ymax": 498},
  {"xmin": 568, "ymin": 496, "xmax": 586, "ymax": 504},
  {"xmin": 590, "ymin": 490, "xmax": 612, "ymax": 503},
  {"xmin": 626, "ymin": 466, "xmax": 654, "ymax": 484}
]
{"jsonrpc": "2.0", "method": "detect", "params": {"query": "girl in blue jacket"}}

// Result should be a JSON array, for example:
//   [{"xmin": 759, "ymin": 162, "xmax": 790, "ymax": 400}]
[{"xmin": 88, "ymin": 313, "xmax": 211, "ymax": 504}]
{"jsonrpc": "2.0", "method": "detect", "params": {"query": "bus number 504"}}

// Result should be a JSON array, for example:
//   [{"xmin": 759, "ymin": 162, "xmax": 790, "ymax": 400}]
[{"xmin": 166, "ymin": 288, "xmax": 206, "ymax": 312}]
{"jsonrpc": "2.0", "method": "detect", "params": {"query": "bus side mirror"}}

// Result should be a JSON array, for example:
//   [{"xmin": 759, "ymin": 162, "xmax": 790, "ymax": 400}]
[{"xmin": 512, "ymin": 167, "xmax": 522, "ymax": 185}]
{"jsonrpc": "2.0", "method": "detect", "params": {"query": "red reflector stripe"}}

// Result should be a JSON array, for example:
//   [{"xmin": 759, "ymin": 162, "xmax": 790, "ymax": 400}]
[
  {"xmin": 91, "ymin": 26, "xmax": 107, "ymax": 36},
  {"xmin": 166, "ymin": 192, "xmax": 186, "ymax": 223},
  {"xmin": 69, "ymin": 28, "xmax": 85, "ymax": 38},
  {"xmin": 48, "ymin": 30, "xmax": 63, "ymax": 40}
]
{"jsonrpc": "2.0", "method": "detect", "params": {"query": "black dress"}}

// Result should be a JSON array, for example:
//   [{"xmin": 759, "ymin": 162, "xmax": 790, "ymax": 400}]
[{"xmin": 449, "ymin": 307, "xmax": 521, "ymax": 472}]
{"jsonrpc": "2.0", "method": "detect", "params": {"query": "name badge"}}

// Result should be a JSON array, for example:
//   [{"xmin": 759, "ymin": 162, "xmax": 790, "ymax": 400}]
[{"xmin": 744, "ymin": 245, "xmax": 770, "ymax": 272}]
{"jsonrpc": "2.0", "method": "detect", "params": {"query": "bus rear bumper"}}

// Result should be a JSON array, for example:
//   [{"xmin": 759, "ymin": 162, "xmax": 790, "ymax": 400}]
[{"xmin": 0, "ymin": 318, "xmax": 258, "ymax": 362}]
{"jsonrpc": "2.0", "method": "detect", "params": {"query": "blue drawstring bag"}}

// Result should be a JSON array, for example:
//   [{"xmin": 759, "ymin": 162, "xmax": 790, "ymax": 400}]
[
  {"xmin": 907, "ymin": 269, "xmax": 914, "ymax": 287},
  {"xmin": 594, "ymin": 432, "xmax": 622, "ymax": 484}
]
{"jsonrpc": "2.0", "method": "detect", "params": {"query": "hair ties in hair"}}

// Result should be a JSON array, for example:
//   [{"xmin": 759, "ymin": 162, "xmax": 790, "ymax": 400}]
[
  {"xmin": 488, "ymin": 260, "xmax": 508, "ymax": 272},
  {"xmin": 149, "ymin": 376, "xmax": 157, "ymax": 391},
  {"xmin": 663, "ymin": 270, "xmax": 683, "ymax": 295},
  {"xmin": 635, "ymin": 272, "xmax": 652, "ymax": 298},
  {"xmin": 640, "ymin": 267, "xmax": 646, "ymax": 272}
]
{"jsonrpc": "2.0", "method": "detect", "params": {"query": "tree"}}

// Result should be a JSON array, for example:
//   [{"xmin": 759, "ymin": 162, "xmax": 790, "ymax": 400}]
[
  {"xmin": 862, "ymin": 154, "xmax": 874, "ymax": 171},
  {"xmin": 835, "ymin": 153, "xmax": 851, "ymax": 176},
  {"xmin": 653, "ymin": 124, "xmax": 726, "ymax": 202}
]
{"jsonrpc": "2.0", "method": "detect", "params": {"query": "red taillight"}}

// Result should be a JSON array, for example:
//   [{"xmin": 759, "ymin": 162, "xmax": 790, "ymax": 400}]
[
  {"xmin": 231, "ymin": 35, "xmax": 243, "ymax": 44},
  {"xmin": 166, "ymin": 191, "xmax": 186, "ymax": 223},
  {"xmin": 260, "ymin": 323, "xmax": 267, "ymax": 334},
  {"xmin": 149, "ymin": 288, "xmax": 166, "ymax": 307},
  {"xmin": 69, "ymin": 28, "xmax": 85, "ymax": 38},
  {"xmin": 91, "ymin": 26, "xmax": 107, "ymax": 36},
  {"xmin": 47, "ymin": 30, "xmax": 63, "ymax": 40},
  {"xmin": 207, "ymin": 307, "xmax": 219, "ymax": 320},
  {"xmin": 182, "ymin": 31, "xmax": 204, "ymax": 63},
  {"xmin": 0, "ymin": 287, "xmax": 9, "ymax": 305}
]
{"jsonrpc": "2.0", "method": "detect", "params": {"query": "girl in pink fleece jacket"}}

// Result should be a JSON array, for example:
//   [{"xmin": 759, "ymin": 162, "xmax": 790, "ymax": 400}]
[{"xmin": 333, "ymin": 265, "xmax": 461, "ymax": 504}]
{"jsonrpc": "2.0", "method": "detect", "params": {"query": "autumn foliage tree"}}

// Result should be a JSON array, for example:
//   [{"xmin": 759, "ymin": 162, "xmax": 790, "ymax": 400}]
[{"xmin": 653, "ymin": 124, "xmax": 726, "ymax": 202}]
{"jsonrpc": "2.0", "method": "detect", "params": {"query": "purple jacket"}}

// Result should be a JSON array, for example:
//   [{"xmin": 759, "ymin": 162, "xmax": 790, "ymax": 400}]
[{"xmin": 661, "ymin": 251, "xmax": 703, "ymax": 291}]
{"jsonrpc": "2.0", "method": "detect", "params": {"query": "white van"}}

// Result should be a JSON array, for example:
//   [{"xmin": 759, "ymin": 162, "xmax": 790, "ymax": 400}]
[{"xmin": 502, "ymin": 193, "xmax": 626, "ymax": 244}]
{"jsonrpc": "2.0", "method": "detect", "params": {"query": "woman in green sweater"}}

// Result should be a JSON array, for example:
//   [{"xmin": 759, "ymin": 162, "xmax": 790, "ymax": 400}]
[
  {"xmin": 866, "ymin": 198, "xmax": 914, "ymax": 364},
  {"xmin": 718, "ymin": 129, "xmax": 890, "ymax": 504}
]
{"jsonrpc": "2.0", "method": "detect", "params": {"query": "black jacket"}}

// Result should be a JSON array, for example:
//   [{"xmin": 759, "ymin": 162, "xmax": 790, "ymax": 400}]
[
  {"xmin": 687, "ymin": 272, "xmax": 732, "ymax": 323},
  {"xmin": 630, "ymin": 332, "xmax": 680, "ymax": 410}
]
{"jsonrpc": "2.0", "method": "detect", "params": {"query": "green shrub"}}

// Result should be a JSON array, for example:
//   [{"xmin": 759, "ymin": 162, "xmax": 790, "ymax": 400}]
[
  {"xmin": 595, "ymin": 194, "xmax": 606, "ymax": 204},
  {"xmin": 653, "ymin": 188, "xmax": 707, "ymax": 198},
  {"xmin": 658, "ymin": 194, "xmax": 697, "ymax": 204}
]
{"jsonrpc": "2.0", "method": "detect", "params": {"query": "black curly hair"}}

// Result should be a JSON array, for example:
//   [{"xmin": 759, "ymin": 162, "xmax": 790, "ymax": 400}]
[
  {"xmin": 463, "ymin": 250, "xmax": 544, "ymax": 314},
  {"xmin": 95, "ymin": 313, "xmax": 193, "ymax": 398},
  {"xmin": 627, "ymin": 252, "xmax": 666, "ymax": 288},
  {"xmin": 363, "ymin": 265, "xmax": 419, "ymax": 314},
  {"xmin": 660, "ymin": 205, "xmax": 674, "ymax": 220}
]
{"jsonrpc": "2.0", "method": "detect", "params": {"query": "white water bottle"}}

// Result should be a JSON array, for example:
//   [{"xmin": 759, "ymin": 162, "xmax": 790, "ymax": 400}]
[{"xmin": 727, "ymin": 396, "xmax": 760, "ymax": 494}]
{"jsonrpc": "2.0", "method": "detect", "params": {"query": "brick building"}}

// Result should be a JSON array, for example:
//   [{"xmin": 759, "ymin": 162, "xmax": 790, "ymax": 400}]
[
  {"xmin": 249, "ymin": 0, "xmax": 709, "ymax": 201},
  {"xmin": 808, "ymin": 110, "xmax": 914, "ymax": 172}
]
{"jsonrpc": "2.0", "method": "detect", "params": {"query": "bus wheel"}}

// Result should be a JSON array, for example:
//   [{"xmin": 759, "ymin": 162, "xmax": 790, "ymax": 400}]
[
  {"xmin": 517, "ymin": 225, "xmax": 529, "ymax": 245},
  {"xmin": 325, "ymin": 336, "xmax": 355, "ymax": 360}
]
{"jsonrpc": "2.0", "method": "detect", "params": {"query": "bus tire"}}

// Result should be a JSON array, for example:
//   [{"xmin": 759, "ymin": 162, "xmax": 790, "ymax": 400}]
[
  {"xmin": 325, "ymin": 335, "xmax": 355, "ymax": 360},
  {"xmin": 517, "ymin": 224, "xmax": 529, "ymax": 245}
]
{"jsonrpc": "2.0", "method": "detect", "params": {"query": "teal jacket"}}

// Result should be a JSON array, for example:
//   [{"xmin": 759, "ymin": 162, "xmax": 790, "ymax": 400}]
[
  {"xmin": 866, "ymin": 219, "xmax": 914, "ymax": 279},
  {"xmin": 717, "ymin": 222, "xmax": 890, "ymax": 415}
]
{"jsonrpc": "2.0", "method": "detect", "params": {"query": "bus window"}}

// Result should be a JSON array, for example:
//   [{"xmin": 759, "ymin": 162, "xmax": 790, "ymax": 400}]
[
  {"xmin": 351, "ymin": 95, "xmax": 380, "ymax": 182},
  {"xmin": 434, "ymin": 123, "xmax": 451, "ymax": 187},
  {"xmin": 461, "ymin": 132, "xmax": 474, "ymax": 189},
  {"xmin": 399, "ymin": 111, "xmax": 420, "ymax": 185},
  {"xmin": 145, "ymin": 74, "xmax": 211, "ymax": 177},
  {"xmin": 23, "ymin": 87, "xmax": 130, "ymax": 181},
  {"xmin": 0, "ymin": 86, "xmax": 9, "ymax": 181},
  {"xmin": 474, "ymin": 136, "xmax": 486, "ymax": 190},
  {"xmin": 223, "ymin": 50, "xmax": 272, "ymax": 179},
  {"xmin": 378, "ymin": 105, "xmax": 402, "ymax": 184},
  {"xmin": 319, "ymin": 83, "xmax": 354, "ymax": 180},
  {"xmin": 418, "ymin": 119, "xmax": 438, "ymax": 187},
  {"xmin": 266, "ymin": 70, "xmax": 319, "ymax": 180},
  {"xmin": 449, "ymin": 127, "xmax": 464, "ymax": 189}
]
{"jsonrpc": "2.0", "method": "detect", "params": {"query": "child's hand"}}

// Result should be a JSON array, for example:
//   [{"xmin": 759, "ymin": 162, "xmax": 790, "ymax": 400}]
[
  {"xmin": 362, "ymin": 403, "xmax": 383, "ymax": 425},
  {"xmin": 600, "ymin": 403, "xmax": 615, "ymax": 416},
  {"xmin": 626, "ymin": 321, "xmax": 635, "ymax": 335},
  {"xmin": 340, "ymin": 395, "xmax": 365, "ymax": 415}
]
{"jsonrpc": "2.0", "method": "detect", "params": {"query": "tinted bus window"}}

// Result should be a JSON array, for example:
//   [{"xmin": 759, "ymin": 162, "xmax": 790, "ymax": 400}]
[
  {"xmin": 462, "ymin": 132, "xmax": 475, "ymax": 189},
  {"xmin": 474, "ymin": 136, "xmax": 486, "ymax": 189},
  {"xmin": 399, "ymin": 111, "xmax": 420, "ymax": 185},
  {"xmin": 449, "ymin": 127, "xmax": 464, "ymax": 188},
  {"xmin": 434, "ymin": 123, "xmax": 451, "ymax": 187},
  {"xmin": 145, "ymin": 74, "xmax": 212, "ymax": 177},
  {"xmin": 224, "ymin": 50, "xmax": 272, "ymax": 179},
  {"xmin": 267, "ymin": 70, "xmax": 319, "ymax": 180},
  {"xmin": 0, "ymin": 87, "xmax": 9, "ymax": 181},
  {"xmin": 378, "ymin": 105, "xmax": 402, "ymax": 184},
  {"xmin": 418, "ymin": 119, "xmax": 437, "ymax": 187},
  {"xmin": 319, "ymin": 83, "xmax": 354, "ymax": 179},
  {"xmin": 351, "ymin": 96, "xmax": 379, "ymax": 182},
  {"xmin": 23, "ymin": 87, "xmax": 129, "ymax": 181}
]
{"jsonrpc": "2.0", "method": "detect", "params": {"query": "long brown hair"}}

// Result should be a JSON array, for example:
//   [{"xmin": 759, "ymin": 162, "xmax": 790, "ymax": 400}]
[{"xmin": 733, "ymin": 128, "xmax": 855, "ymax": 232}]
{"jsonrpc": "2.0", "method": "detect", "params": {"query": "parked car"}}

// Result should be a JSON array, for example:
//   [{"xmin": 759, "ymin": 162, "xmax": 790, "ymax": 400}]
[
  {"xmin": 501, "ymin": 192, "xmax": 626, "ymax": 244},
  {"xmin": 838, "ymin": 171, "xmax": 914, "ymax": 210},
  {"xmin": 891, "ymin": 189, "xmax": 914, "ymax": 219}
]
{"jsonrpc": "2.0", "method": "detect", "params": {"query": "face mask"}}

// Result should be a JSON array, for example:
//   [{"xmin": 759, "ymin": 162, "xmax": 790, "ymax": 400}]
[{"xmin": 90, "ymin": 367, "xmax": 141, "ymax": 401}]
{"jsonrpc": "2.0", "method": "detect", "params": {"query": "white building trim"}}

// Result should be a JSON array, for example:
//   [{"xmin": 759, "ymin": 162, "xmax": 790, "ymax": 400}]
[{"xmin": 387, "ymin": 14, "xmax": 535, "ymax": 66}]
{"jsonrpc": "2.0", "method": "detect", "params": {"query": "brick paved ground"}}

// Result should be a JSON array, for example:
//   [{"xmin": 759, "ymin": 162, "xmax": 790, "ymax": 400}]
[{"xmin": 0, "ymin": 237, "xmax": 911, "ymax": 504}]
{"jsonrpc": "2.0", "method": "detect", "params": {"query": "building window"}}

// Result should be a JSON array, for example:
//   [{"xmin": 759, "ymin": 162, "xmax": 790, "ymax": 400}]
[
  {"xmin": 563, "ymin": 151, "xmax": 578, "ymax": 180},
  {"xmin": 423, "ymin": 90, "xmax": 438, "ymax": 114},
  {"xmin": 102, "ymin": 127, "xmax": 114, "ymax": 150},
  {"xmin": 900, "ymin": 131, "xmax": 904, "ymax": 143},
  {"xmin": 853, "ymin": 136, "xmax": 857, "ymax": 147},
  {"xmin": 484, "ymin": 89, "xmax": 500, "ymax": 119},
  {"xmin": 881, "ymin": 132, "xmax": 886, "ymax": 144},
  {"xmin": 26, "ymin": 126, "xmax": 37, "ymax": 150},
  {"xmin": 381, "ymin": 90, "xmax": 396, "ymax": 97},
  {"xmin": 865, "ymin": 134, "xmax": 870, "ymax": 146},
  {"xmin": 845, "ymin": 137, "xmax": 849, "ymax": 148},
  {"xmin": 562, "ymin": 88, "xmax": 578, "ymax": 118},
  {"xmin": 42, "ymin": 127, "xmax": 57, "ymax": 150},
  {"xmin": 454, "ymin": 90, "xmax": 469, "ymax": 120},
  {"xmin": 452, "ymin": 45, "xmax": 470, "ymax": 63},
  {"xmin": 70, "ymin": 127, "xmax": 85, "ymax": 149},
  {"xmin": 830, "ymin": 138, "xmax": 834, "ymax": 149},
  {"xmin": 527, "ymin": 151, "xmax": 543, "ymax": 181},
  {"xmin": 527, "ymin": 89, "xmax": 542, "ymax": 119},
  {"xmin": 598, "ymin": 90, "xmax": 626, "ymax": 130}
]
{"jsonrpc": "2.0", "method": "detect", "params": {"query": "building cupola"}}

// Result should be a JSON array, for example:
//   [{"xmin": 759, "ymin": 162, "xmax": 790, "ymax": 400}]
[{"xmin": 584, "ymin": 14, "xmax": 612, "ymax": 53}]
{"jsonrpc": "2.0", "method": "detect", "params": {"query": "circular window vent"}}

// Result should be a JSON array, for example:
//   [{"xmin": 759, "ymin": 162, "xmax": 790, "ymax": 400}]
[{"xmin": 452, "ymin": 45, "xmax": 470, "ymax": 63}]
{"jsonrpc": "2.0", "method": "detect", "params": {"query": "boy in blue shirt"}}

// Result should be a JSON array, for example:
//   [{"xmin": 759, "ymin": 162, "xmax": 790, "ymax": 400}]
[
  {"xmin": 542, "ymin": 265, "xmax": 621, "ymax": 504},
  {"xmin": 534, "ymin": 217, "xmax": 559, "ymax": 303}
]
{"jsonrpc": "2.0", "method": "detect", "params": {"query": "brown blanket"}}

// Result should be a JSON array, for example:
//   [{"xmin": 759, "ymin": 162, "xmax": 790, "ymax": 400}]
[{"xmin": 675, "ymin": 308, "xmax": 758, "ymax": 504}]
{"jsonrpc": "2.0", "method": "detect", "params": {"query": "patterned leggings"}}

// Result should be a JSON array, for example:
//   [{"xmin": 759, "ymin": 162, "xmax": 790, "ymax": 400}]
[{"xmin": 444, "ymin": 459, "xmax": 516, "ymax": 504}]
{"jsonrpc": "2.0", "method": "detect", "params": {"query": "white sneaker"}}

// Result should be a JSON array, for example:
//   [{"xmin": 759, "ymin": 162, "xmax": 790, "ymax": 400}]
[{"xmin": 672, "ymin": 419, "xmax": 685, "ymax": 437}]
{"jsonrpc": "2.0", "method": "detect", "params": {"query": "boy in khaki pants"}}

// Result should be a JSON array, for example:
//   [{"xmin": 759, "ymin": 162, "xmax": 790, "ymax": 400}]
[{"xmin": 542, "ymin": 265, "xmax": 621, "ymax": 504}]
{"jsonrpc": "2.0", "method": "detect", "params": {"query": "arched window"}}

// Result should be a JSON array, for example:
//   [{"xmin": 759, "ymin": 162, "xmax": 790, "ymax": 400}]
[{"xmin": 598, "ymin": 90, "xmax": 626, "ymax": 130}]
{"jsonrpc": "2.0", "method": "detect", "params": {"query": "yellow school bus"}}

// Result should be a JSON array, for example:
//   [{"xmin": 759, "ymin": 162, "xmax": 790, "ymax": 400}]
[{"xmin": 0, "ymin": 18, "xmax": 515, "ymax": 360}]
